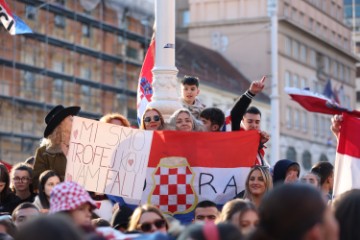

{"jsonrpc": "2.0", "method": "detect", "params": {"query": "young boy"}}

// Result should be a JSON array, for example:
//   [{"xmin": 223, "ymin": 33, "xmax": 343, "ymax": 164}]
[
  {"xmin": 200, "ymin": 107, "xmax": 225, "ymax": 132},
  {"xmin": 181, "ymin": 76, "xmax": 206, "ymax": 119}
]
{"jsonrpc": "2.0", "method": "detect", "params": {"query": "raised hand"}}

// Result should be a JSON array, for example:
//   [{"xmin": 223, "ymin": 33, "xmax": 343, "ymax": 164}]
[
  {"xmin": 249, "ymin": 76, "xmax": 266, "ymax": 95},
  {"xmin": 260, "ymin": 130, "xmax": 270, "ymax": 144},
  {"xmin": 331, "ymin": 114, "xmax": 343, "ymax": 139}
]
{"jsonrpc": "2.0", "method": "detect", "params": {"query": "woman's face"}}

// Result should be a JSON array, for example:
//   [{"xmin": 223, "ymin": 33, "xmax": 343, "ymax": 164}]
[
  {"xmin": 248, "ymin": 169, "xmax": 266, "ymax": 196},
  {"xmin": 0, "ymin": 182, "xmax": 5, "ymax": 193},
  {"xmin": 240, "ymin": 210, "xmax": 259, "ymax": 235},
  {"xmin": 175, "ymin": 112, "xmax": 193, "ymax": 131},
  {"xmin": 138, "ymin": 212, "xmax": 167, "ymax": 233},
  {"xmin": 143, "ymin": 110, "xmax": 162, "ymax": 130},
  {"xmin": 69, "ymin": 203, "xmax": 92, "ymax": 227},
  {"xmin": 44, "ymin": 176, "xmax": 60, "ymax": 198}
]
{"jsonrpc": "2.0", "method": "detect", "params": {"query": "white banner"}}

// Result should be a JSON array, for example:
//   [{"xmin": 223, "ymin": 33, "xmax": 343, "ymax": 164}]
[{"xmin": 66, "ymin": 117, "xmax": 153, "ymax": 200}]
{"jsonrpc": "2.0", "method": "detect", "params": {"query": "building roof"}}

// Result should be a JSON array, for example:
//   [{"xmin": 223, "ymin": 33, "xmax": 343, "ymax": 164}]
[{"xmin": 175, "ymin": 37, "xmax": 270, "ymax": 103}]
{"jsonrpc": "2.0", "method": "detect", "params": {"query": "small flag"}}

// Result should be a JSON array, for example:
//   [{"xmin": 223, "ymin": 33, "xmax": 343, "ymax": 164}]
[
  {"xmin": 137, "ymin": 39, "xmax": 155, "ymax": 125},
  {"xmin": 285, "ymin": 87, "xmax": 360, "ymax": 118},
  {"xmin": 0, "ymin": 0, "xmax": 32, "ymax": 35}
]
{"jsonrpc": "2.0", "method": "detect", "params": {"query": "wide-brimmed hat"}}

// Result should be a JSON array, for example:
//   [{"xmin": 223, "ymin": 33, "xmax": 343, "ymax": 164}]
[
  {"xmin": 49, "ymin": 181, "xmax": 97, "ymax": 214},
  {"xmin": 44, "ymin": 105, "xmax": 80, "ymax": 138}
]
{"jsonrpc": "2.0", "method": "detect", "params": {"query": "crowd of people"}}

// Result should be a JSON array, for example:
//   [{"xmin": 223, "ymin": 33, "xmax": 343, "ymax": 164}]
[{"xmin": 0, "ymin": 75, "xmax": 358, "ymax": 240}]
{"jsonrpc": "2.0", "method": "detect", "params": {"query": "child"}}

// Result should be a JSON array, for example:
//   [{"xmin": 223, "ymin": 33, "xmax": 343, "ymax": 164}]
[
  {"xmin": 199, "ymin": 107, "xmax": 225, "ymax": 132},
  {"xmin": 180, "ymin": 76, "xmax": 206, "ymax": 119}
]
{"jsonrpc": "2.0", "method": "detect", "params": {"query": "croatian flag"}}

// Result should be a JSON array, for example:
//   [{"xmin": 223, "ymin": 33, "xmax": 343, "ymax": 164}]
[
  {"xmin": 137, "ymin": 39, "xmax": 155, "ymax": 125},
  {"xmin": 333, "ymin": 113, "xmax": 360, "ymax": 198},
  {"xmin": 285, "ymin": 87, "xmax": 360, "ymax": 118},
  {"xmin": 0, "ymin": 0, "xmax": 32, "ymax": 35},
  {"xmin": 140, "ymin": 130, "xmax": 259, "ymax": 223}
]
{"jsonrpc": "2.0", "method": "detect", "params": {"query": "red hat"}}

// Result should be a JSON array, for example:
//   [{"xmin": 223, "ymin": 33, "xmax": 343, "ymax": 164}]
[{"xmin": 49, "ymin": 181, "xmax": 97, "ymax": 214}]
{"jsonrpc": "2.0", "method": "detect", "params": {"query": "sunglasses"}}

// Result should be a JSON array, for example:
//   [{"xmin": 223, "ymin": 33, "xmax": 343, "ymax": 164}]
[
  {"xmin": 139, "ymin": 219, "xmax": 166, "ymax": 232},
  {"xmin": 144, "ymin": 115, "xmax": 161, "ymax": 123}
]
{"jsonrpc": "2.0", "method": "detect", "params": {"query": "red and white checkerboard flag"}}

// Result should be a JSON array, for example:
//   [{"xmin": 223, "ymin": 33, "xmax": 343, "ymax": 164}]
[
  {"xmin": 333, "ymin": 113, "xmax": 360, "ymax": 198},
  {"xmin": 140, "ymin": 130, "xmax": 259, "ymax": 223}
]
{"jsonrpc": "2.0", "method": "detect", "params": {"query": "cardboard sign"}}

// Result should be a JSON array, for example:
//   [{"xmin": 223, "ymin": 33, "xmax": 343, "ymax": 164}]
[{"xmin": 66, "ymin": 117, "xmax": 153, "ymax": 200}]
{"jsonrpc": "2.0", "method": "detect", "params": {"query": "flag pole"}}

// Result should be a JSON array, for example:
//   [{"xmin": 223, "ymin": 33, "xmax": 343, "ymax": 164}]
[{"xmin": 147, "ymin": 0, "xmax": 182, "ymax": 119}]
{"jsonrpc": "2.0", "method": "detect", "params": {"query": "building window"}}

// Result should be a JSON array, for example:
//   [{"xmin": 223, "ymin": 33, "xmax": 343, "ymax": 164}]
[
  {"xmin": 294, "ymin": 109, "xmax": 300, "ymax": 130},
  {"xmin": 309, "ymin": 18, "xmax": 314, "ymax": 31},
  {"xmin": 302, "ymin": 151, "xmax": 312, "ymax": 170},
  {"xmin": 182, "ymin": 10, "xmax": 190, "ymax": 27},
  {"xmin": 286, "ymin": 106, "xmax": 293, "ymax": 129},
  {"xmin": 319, "ymin": 153, "xmax": 328, "ymax": 162},
  {"xmin": 126, "ymin": 46, "xmax": 138, "ymax": 60},
  {"xmin": 302, "ymin": 111, "xmax": 308, "ymax": 132},
  {"xmin": 339, "ymin": 64, "xmax": 344, "ymax": 80},
  {"xmin": 80, "ymin": 85, "xmax": 91, "ymax": 105},
  {"xmin": 324, "ymin": 56, "xmax": 329, "ymax": 73},
  {"xmin": 284, "ymin": 3, "xmax": 290, "ymax": 17},
  {"xmin": 300, "ymin": 44, "xmax": 306, "ymax": 62},
  {"xmin": 292, "ymin": 40, "xmax": 299, "ymax": 59},
  {"xmin": 293, "ymin": 74, "xmax": 299, "ymax": 88},
  {"xmin": 285, "ymin": 71, "xmax": 291, "ymax": 87},
  {"xmin": 55, "ymin": 0, "xmax": 66, "ymax": 5},
  {"xmin": 286, "ymin": 146, "xmax": 297, "ymax": 162},
  {"xmin": 310, "ymin": 49, "xmax": 316, "ymax": 66},
  {"xmin": 82, "ymin": 24, "xmax": 91, "ymax": 37},
  {"xmin": 23, "ymin": 71, "xmax": 35, "ymax": 92},
  {"xmin": 25, "ymin": 5, "xmax": 37, "ymax": 20},
  {"xmin": 285, "ymin": 36, "xmax": 291, "ymax": 55},
  {"xmin": 313, "ymin": 114, "xmax": 319, "ymax": 136},
  {"xmin": 53, "ymin": 79, "xmax": 64, "ymax": 102},
  {"xmin": 300, "ymin": 77, "xmax": 307, "ymax": 89},
  {"xmin": 345, "ymin": 67, "xmax": 350, "ymax": 83},
  {"xmin": 332, "ymin": 61, "xmax": 338, "ymax": 78},
  {"xmin": 80, "ymin": 67, "xmax": 92, "ymax": 80},
  {"xmin": 55, "ymin": 15, "xmax": 66, "ymax": 28}
]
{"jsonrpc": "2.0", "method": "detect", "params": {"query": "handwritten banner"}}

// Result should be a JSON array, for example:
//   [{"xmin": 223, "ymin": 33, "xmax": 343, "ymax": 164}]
[{"xmin": 66, "ymin": 117, "xmax": 153, "ymax": 200}]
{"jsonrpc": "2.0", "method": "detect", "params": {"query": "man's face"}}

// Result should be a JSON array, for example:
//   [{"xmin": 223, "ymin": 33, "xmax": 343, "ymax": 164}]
[
  {"xmin": 200, "ymin": 118, "xmax": 219, "ymax": 132},
  {"xmin": 194, "ymin": 206, "xmax": 219, "ymax": 223},
  {"xmin": 14, "ymin": 208, "xmax": 39, "ymax": 227},
  {"xmin": 242, "ymin": 113, "xmax": 261, "ymax": 130},
  {"xmin": 12, "ymin": 170, "xmax": 31, "ymax": 192},
  {"xmin": 182, "ymin": 84, "xmax": 200, "ymax": 105}
]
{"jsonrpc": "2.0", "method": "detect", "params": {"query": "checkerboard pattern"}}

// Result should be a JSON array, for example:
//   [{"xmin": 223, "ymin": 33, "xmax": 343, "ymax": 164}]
[
  {"xmin": 50, "ymin": 181, "xmax": 97, "ymax": 213},
  {"xmin": 151, "ymin": 166, "xmax": 195, "ymax": 213}
]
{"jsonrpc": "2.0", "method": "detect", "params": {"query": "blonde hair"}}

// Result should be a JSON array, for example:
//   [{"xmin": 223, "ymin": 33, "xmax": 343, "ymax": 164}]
[
  {"xmin": 127, "ymin": 204, "xmax": 168, "ymax": 232},
  {"xmin": 100, "ymin": 113, "xmax": 130, "ymax": 127},
  {"xmin": 244, "ymin": 166, "xmax": 273, "ymax": 200},
  {"xmin": 168, "ymin": 108, "xmax": 204, "ymax": 131}
]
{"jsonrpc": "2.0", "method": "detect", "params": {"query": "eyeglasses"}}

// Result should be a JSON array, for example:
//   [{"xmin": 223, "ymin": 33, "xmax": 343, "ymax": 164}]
[
  {"xmin": 139, "ymin": 219, "xmax": 166, "ymax": 232},
  {"xmin": 144, "ymin": 115, "xmax": 160, "ymax": 123},
  {"xmin": 12, "ymin": 177, "xmax": 30, "ymax": 183}
]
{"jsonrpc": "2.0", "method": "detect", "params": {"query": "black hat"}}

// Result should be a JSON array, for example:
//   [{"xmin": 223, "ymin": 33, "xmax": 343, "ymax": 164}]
[{"xmin": 44, "ymin": 105, "xmax": 80, "ymax": 138}]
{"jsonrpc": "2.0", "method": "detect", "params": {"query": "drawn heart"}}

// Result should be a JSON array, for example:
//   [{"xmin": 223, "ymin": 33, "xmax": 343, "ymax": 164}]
[
  {"xmin": 128, "ymin": 159, "xmax": 134, "ymax": 166},
  {"xmin": 73, "ymin": 129, "xmax": 78, "ymax": 139}
]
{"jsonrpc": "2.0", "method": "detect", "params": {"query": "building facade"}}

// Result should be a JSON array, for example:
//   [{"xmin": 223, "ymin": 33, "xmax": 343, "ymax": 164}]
[
  {"xmin": 177, "ymin": 0, "xmax": 358, "ymax": 169},
  {"xmin": 343, "ymin": 0, "xmax": 360, "ymax": 109},
  {"xmin": 0, "ymin": 0, "xmax": 153, "ymax": 164}
]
